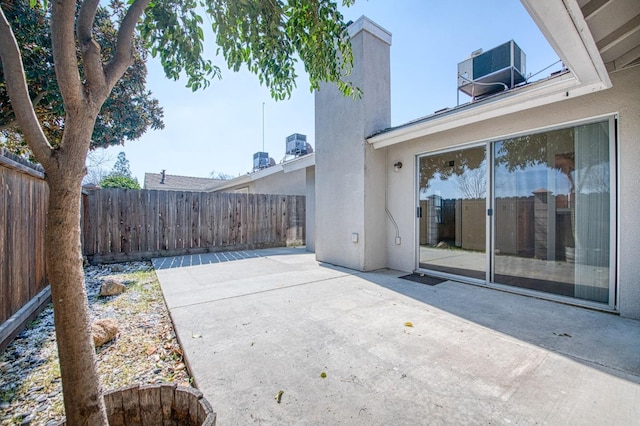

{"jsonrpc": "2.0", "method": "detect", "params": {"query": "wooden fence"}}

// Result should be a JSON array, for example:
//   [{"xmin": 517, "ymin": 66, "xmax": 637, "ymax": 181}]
[
  {"xmin": 1, "ymin": 165, "xmax": 305, "ymax": 347},
  {"xmin": 0, "ymin": 151, "xmax": 49, "ymax": 349},
  {"xmin": 82, "ymin": 189, "xmax": 306, "ymax": 263}
]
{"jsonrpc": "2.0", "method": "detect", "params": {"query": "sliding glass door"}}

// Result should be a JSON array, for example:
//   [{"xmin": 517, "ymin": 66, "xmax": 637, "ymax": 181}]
[
  {"xmin": 418, "ymin": 145, "xmax": 487, "ymax": 280},
  {"xmin": 417, "ymin": 117, "xmax": 615, "ymax": 306}
]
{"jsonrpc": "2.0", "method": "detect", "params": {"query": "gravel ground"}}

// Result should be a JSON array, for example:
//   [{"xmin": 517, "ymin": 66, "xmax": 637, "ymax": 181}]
[{"xmin": 0, "ymin": 262, "xmax": 192, "ymax": 425}]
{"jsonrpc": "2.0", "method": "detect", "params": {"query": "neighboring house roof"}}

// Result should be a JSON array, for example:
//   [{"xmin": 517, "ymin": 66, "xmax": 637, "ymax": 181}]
[
  {"xmin": 368, "ymin": 0, "xmax": 638, "ymax": 149},
  {"xmin": 144, "ymin": 172, "xmax": 226, "ymax": 191}
]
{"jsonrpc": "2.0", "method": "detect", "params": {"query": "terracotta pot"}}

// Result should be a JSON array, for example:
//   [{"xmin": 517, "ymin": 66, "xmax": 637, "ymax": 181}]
[{"xmin": 56, "ymin": 383, "xmax": 216, "ymax": 425}]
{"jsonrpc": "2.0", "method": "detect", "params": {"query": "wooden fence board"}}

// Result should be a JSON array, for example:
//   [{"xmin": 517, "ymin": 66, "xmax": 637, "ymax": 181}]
[
  {"xmin": 256, "ymin": 194, "xmax": 265, "ymax": 244},
  {"xmin": 129, "ymin": 190, "xmax": 140, "ymax": 253},
  {"xmin": 167, "ymin": 191, "xmax": 177, "ymax": 250},
  {"xmin": 203, "ymin": 193, "xmax": 213, "ymax": 247},
  {"xmin": 191, "ymin": 192, "xmax": 200, "ymax": 249},
  {"xmin": 147, "ymin": 190, "xmax": 158, "ymax": 252},
  {"xmin": 221, "ymin": 193, "xmax": 230, "ymax": 246},
  {"xmin": 267, "ymin": 195, "xmax": 278, "ymax": 245},
  {"xmin": 175, "ymin": 191, "xmax": 183, "ymax": 249},
  {"xmin": 158, "ymin": 191, "xmax": 168, "ymax": 250},
  {"xmin": 231, "ymin": 194, "xmax": 240, "ymax": 245},
  {"xmin": 0, "ymin": 168, "xmax": 7, "ymax": 323}
]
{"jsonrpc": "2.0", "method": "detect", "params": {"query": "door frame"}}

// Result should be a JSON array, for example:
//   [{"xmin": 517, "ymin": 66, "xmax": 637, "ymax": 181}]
[{"xmin": 414, "ymin": 141, "xmax": 489, "ymax": 286}]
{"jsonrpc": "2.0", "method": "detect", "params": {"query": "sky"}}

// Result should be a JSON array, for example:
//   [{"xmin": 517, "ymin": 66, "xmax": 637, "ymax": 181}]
[{"xmin": 99, "ymin": 1, "xmax": 563, "ymax": 184}]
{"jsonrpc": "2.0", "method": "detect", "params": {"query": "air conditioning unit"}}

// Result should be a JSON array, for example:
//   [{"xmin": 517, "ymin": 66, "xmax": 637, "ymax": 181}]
[
  {"xmin": 458, "ymin": 40, "xmax": 526, "ymax": 99},
  {"xmin": 285, "ymin": 133, "xmax": 308, "ymax": 157},
  {"xmin": 253, "ymin": 152, "xmax": 270, "ymax": 170}
]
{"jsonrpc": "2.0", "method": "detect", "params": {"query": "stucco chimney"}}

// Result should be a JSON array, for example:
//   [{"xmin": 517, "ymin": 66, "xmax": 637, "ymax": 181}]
[{"xmin": 314, "ymin": 16, "xmax": 391, "ymax": 271}]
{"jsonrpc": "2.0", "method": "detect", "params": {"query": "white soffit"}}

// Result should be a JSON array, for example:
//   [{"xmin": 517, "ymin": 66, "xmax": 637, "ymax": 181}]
[
  {"xmin": 523, "ymin": 0, "xmax": 611, "ymax": 87},
  {"xmin": 282, "ymin": 152, "xmax": 315, "ymax": 174},
  {"xmin": 368, "ymin": 0, "xmax": 612, "ymax": 149}
]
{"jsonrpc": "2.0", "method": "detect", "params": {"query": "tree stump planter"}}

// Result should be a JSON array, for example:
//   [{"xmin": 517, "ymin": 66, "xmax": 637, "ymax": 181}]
[{"xmin": 56, "ymin": 383, "xmax": 216, "ymax": 425}]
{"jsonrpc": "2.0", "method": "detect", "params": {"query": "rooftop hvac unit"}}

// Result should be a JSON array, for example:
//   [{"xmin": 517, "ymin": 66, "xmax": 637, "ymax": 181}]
[
  {"xmin": 253, "ymin": 152, "xmax": 270, "ymax": 170},
  {"xmin": 285, "ymin": 133, "xmax": 308, "ymax": 157},
  {"xmin": 457, "ymin": 40, "xmax": 526, "ymax": 100}
]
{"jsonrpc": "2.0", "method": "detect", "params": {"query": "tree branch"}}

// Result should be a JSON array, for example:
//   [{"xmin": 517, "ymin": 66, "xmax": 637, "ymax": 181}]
[
  {"xmin": 78, "ymin": 0, "xmax": 107, "ymax": 98},
  {"xmin": 0, "ymin": 7, "xmax": 52, "ymax": 166},
  {"xmin": 104, "ymin": 0, "xmax": 151, "ymax": 89},
  {"xmin": 51, "ymin": 0, "xmax": 84, "ymax": 111},
  {"xmin": 0, "ymin": 91, "xmax": 49, "ymax": 131}
]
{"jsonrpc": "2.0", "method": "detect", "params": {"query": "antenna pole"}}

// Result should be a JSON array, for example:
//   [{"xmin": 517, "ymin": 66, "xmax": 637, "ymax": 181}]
[{"xmin": 262, "ymin": 102, "xmax": 265, "ymax": 152}]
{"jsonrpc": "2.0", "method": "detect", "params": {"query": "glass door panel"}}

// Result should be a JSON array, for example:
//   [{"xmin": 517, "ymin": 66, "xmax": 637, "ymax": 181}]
[
  {"xmin": 492, "ymin": 120, "xmax": 611, "ymax": 303},
  {"xmin": 418, "ymin": 146, "xmax": 486, "ymax": 280}
]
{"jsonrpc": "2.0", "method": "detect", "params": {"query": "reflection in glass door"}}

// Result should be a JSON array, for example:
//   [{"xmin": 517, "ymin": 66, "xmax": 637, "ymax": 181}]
[
  {"xmin": 418, "ymin": 146, "xmax": 486, "ymax": 280},
  {"xmin": 493, "ymin": 120, "xmax": 612, "ymax": 304},
  {"xmin": 417, "ymin": 118, "xmax": 614, "ymax": 306}
]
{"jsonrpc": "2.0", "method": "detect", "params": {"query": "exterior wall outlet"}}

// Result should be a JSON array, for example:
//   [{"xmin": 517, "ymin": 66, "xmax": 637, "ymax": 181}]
[
  {"xmin": 395, "ymin": 236, "xmax": 402, "ymax": 245},
  {"xmin": 351, "ymin": 233, "xmax": 359, "ymax": 243}
]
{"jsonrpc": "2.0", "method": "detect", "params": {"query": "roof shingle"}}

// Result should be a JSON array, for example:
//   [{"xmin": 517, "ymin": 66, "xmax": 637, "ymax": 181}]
[{"xmin": 144, "ymin": 172, "xmax": 225, "ymax": 191}]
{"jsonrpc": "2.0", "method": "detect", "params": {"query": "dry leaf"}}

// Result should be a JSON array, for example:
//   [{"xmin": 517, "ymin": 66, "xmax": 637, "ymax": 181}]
[
  {"xmin": 275, "ymin": 390, "xmax": 284, "ymax": 403},
  {"xmin": 404, "ymin": 322, "xmax": 414, "ymax": 327}
]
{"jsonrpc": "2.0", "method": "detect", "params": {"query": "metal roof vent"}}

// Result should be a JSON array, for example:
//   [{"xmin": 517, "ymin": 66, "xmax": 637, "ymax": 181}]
[{"xmin": 457, "ymin": 40, "xmax": 526, "ymax": 101}]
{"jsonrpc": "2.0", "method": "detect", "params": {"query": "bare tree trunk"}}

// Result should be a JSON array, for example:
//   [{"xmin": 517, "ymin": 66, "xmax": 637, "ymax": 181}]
[{"xmin": 46, "ymin": 145, "xmax": 107, "ymax": 425}]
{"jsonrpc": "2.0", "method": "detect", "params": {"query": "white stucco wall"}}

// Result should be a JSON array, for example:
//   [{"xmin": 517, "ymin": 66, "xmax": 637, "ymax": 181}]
[
  {"xmin": 212, "ymin": 167, "xmax": 307, "ymax": 196},
  {"xmin": 305, "ymin": 166, "xmax": 316, "ymax": 253},
  {"xmin": 315, "ymin": 17, "xmax": 391, "ymax": 271},
  {"xmin": 383, "ymin": 66, "xmax": 640, "ymax": 318},
  {"xmin": 251, "ymin": 168, "xmax": 307, "ymax": 196}
]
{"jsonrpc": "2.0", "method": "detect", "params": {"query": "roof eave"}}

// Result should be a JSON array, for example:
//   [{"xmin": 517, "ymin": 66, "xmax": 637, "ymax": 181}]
[
  {"xmin": 370, "ymin": 74, "xmax": 609, "ymax": 148},
  {"xmin": 208, "ymin": 175, "xmax": 251, "ymax": 192},
  {"xmin": 282, "ymin": 152, "xmax": 315, "ymax": 173},
  {"xmin": 521, "ymin": 0, "xmax": 611, "ymax": 88},
  {"xmin": 368, "ymin": 0, "xmax": 612, "ymax": 149}
]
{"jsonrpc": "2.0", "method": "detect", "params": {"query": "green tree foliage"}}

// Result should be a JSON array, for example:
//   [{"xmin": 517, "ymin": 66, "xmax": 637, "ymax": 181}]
[
  {"xmin": 140, "ymin": 0, "xmax": 358, "ymax": 98},
  {"xmin": 99, "ymin": 174, "xmax": 140, "ymax": 189},
  {"xmin": 419, "ymin": 146, "xmax": 486, "ymax": 192},
  {"xmin": 0, "ymin": 0, "xmax": 164, "ymax": 155},
  {"xmin": 99, "ymin": 151, "xmax": 139, "ymax": 188},
  {"xmin": 110, "ymin": 151, "xmax": 133, "ymax": 178}
]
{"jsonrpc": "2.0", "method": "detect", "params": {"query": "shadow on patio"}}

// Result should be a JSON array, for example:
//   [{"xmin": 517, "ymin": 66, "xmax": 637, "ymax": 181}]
[{"xmin": 359, "ymin": 268, "xmax": 640, "ymax": 383}]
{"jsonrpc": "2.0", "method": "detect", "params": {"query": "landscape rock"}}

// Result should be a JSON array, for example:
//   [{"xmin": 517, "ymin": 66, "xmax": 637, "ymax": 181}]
[
  {"xmin": 110, "ymin": 264, "xmax": 126, "ymax": 272},
  {"xmin": 92, "ymin": 318, "xmax": 118, "ymax": 347},
  {"xmin": 99, "ymin": 278, "xmax": 126, "ymax": 296}
]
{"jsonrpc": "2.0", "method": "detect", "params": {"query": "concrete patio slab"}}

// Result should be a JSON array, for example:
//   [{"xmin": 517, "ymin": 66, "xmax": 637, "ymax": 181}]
[{"xmin": 153, "ymin": 248, "xmax": 640, "ymax": 425}]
